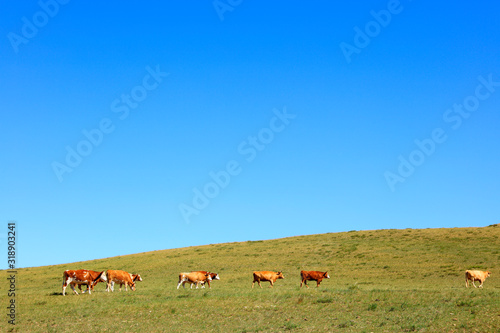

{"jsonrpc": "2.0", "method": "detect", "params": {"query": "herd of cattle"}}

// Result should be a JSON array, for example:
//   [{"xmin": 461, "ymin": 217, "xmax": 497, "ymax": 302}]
[
  {"xmin": 62, "ymin": 269, "xmax": 142, "ymax": 296},
  {"xmin": 61, "ymin": 268, "xmax": 491, "ymax": 296}
]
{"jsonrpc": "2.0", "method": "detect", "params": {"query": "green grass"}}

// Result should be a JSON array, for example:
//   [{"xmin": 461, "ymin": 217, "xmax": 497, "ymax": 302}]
[{"xmin": 2, "ymin": 225, "xmax": 500, "ymax": 332}]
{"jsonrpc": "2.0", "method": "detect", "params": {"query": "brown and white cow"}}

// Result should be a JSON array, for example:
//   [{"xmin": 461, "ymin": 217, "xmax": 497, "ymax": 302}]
[
  {"xmin": 252, "ymin": 271, "xmax": 284, "ymax": 288},
  {"xmin": 106, "ymin": 270, "xmax": 141, "ymax": 292},
  {"xmin": 62, "ymin": 270, "xmax": 107, "ymax": 296},
  {"xmin": 465, "ymin": 270, "xmax": 491, "ymax": 288},
  {"xmin": 110, "ymin": 273, "xmax": 142, "ymax": 291},
  {"xmin": 197, "ymin": 271, "xmax": 220, "ymax": 289},
  {"xmin": 300, "ymin": 270, "xmax": 330, "ymax": 288},
  {"xmin": 177, "ymin": 271, "xmax": 212, "ymax": 289}
]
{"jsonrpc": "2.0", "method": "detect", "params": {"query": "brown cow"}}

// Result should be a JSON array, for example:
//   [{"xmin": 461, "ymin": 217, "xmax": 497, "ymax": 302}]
[
  {"xmin": 62, "ymin": 269, "xmax": 107, "ymax": 296},
  {"xmin": 177, "ymin": 271, "xmax": 212, "ymax": 289},
  {"xmin": 106, "ymin": 270, "xmax": 140, "ymax": 292},
  {"xmin": 197, "ymin": 271, "xmax": 220, "ymax": 289},
  {"xmin": 465, "ymin": 270, "xmax": 491, "ymax": 288},
  {"xmin": 110, "ymin": 273, "xmax": 142, "ymax": 291},
  {"xmin": 300, "ymin": 270, "xmax": 330, "ymax": 288},
  {"xmin": 252, "ymin": 271, "xmax": 284, "ymax": 288}
]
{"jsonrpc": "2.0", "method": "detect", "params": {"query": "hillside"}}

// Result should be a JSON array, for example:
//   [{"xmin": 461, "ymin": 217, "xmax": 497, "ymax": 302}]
[{"xmin": 2, "ymin": 225, "xmax": 499, "ymax": 332}]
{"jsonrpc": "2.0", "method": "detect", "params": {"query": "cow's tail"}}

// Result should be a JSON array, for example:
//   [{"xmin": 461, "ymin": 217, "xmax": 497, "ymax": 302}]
[
  {"xmin": 177, "ymin": 274, "xmax": 185, "ymax": 289},
  {"xmin": 62, "ymin": 271, "xmax": 69, "ymax": 296},
  {"xmin": 62, "ymin": 270, "xmax": 70, "ymax": 286}
]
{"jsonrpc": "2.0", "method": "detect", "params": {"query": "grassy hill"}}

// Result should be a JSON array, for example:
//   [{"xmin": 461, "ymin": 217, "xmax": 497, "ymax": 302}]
[{"xmin": 2, "ymin": 225, "xmax": 499, "ymax": 332}]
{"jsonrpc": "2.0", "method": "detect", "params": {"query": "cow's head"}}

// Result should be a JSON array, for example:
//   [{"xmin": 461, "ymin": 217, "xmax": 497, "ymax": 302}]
[
  {"xmin": 277, "ymin": 272, "xmax": 284, "ymax": 279},
  {"xmin": 324, "ymin": 272, "xmax": 330, "ymax": 279},
  {"xmin": 133, "ymin": 274, "xmax": 143, "ymax": 282},
  {"xmin": 211, "ymin": 273, "xmax": 220, "ymax": 281},
  {"xmin": 486, "ymin": 271, "xmax": 491, "ymax": 277}
]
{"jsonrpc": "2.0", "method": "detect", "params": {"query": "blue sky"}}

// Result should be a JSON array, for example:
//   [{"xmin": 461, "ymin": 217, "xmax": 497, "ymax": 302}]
[{"xmin": 1, "ymin": 0, "xmax": 499, "ymax": 269}]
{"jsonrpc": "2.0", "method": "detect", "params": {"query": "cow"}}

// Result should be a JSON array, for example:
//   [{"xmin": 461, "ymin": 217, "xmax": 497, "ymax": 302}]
[
  {"xmin": 197, "ymin": 271, "xmax": 220, "ymax": 288},
  {"xmin": 252, "ymin": 271, "xmax": 284, "ymax": 288},
  {"xmin": 465, "ymin": 270, "xmax": 491, "ymax": 288},
  {"xmin": 105, "ymin": 270, "xmax": 141, "ymax": 292},
  {"xmin": 177, "ymin": 271, "xmax": 212, "ymax": 289},
  {"xmin": 110, "ymin": 273, "xmax": 142, "ymax": 292},
  {"xmin": 62, "ymin": 270, "xmax": 107, "ymax": 296},
  {"xmin": 300, "ymin": 270, "xmax": 330, "ymax": 288}
]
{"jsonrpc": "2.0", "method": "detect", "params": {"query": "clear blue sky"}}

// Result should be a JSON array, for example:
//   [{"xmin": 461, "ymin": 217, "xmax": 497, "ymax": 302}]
[{"xmin": 1, "ymin": 1, "xmax": 499, "ymax": 269}]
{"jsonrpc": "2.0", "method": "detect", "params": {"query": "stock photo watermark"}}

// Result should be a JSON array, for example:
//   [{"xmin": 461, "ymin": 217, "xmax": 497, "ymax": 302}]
[
  {"xmin": 7, "ymin": 0, "xmax": 71, "ymax": 54},
  {"xmin": 6, "ymin": 221, "xmax": 17, "ymax": 325},
  {"xmin": 339, "ymin": 0, "xmax": 409, "ymax": 64},
  {"xmin": 51, "ymin": 65, "xmax": 168, "ymax": 182},
  {"xmin": 213, "ymin": 0, "xmax": 243, "ymax": 21},
  {"xmin": 179, "ymin": 107, "xmax": 296, "ymax": 223},
  {"xmin": 384, "ymin": 73, "xmax": 499, "ymax": 192}
]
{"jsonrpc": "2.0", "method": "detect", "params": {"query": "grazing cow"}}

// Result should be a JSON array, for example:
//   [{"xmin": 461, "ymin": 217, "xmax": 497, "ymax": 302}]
[
  {"xmin": 110, "ymin": 273, "xmax": 142, "ymax": 292},
  {"xmin": 62, "ymin": 270, "xmax": 107, "ymax": 296},
  {"xmin": 197, "ymin": 271, "xmax": 220, "ymax": 289},
  {"xmin": 252, "ymin": 271, "xmax": 284, "ymax": 288},
  {"xmin": 465, "ymin": 270, "xmax": 491, "ymax": 288},
  {"xmin": 177, "ymin": 271, "xmax": 212, "ymax": 289},
  {"xmin": 106, "ymin": 270, "xmax": 141, "ymax": 292},
  {"xmin": 300, "ymin": 270, "xmax": 330, "ymax": 288}
]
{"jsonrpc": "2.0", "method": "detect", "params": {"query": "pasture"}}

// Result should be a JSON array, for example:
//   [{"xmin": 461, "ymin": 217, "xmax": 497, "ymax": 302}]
[{"xmin": 2, "ymin": 225, "xmax": 499, "ymax": 332}]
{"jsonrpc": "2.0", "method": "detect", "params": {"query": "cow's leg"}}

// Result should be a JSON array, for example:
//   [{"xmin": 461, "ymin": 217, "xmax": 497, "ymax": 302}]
[
  {"xmin": 87, "ymin": 282, "xmax": 92, "ymax": 294},
  {"xmin": 316, "ymin": 280, "xmax": 321, "ymax": 287},
  {"xmin": 177, "ymin": 280, "xmax": 183, "ymax": 289},
  {"xmin": 472, "ymin": 280, "xmax": 478, "ymax": 288},
  {"xmin": 70, "ymin": 283, "xmax": 79, "ymax": 295},
  {"xmin": 124, "ymin": 282, "xmax": 128, "ymax": 291},
  {"xmin": 269, "ymin": 281, "xmax": 274, "ymax": 288},
  {"xmin": 479, "ymin": 281, "xmax": 483, "ymax": 288},
  {"xmin": 62, "ymin": 281, "xmax": 68, "ymax": 296},
  {"xmin": 81, "ymin": 284, "xmax": 90, "ymax": 293}
]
